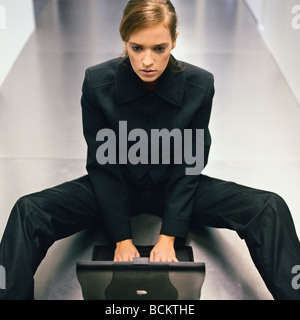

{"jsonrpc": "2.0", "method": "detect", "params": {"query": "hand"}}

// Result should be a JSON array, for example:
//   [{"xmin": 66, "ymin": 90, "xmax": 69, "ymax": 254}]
[
  {"xmin": 150, "ymin": 235, "xmax": 179, "ymax": 262},
  {"xmin": 113, "ymin": 239, "xmax": 140, "ymax": 262}
]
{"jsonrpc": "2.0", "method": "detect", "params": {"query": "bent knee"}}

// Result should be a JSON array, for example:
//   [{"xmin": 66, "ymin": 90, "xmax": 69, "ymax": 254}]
[
  {"xmin": 245, "ymin": 191, "xmax": 289, "ymax": 228},
  {"xmin": 13, "ymin": 193, "xmax": 41, "ymax": 222},
  {"xmin": 15, "ymin": 194, "xmax": 34, "ymax": 209},
  {"xmin": 263, "ymin": 192, "xmax": 288, "ymax": 213}
]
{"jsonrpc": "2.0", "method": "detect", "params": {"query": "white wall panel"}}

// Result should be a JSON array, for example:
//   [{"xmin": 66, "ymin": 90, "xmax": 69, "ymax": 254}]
[
  {"xmin": 245, "ymin": 0, "xmax": 265, "ymax": 23},
  {"xmin": 245, "ymin": 0, "xmax": 300, "ymax": 105},
  {"xmin": 0, "ymin": 0, "xmax": 35, "ymax": 87}
]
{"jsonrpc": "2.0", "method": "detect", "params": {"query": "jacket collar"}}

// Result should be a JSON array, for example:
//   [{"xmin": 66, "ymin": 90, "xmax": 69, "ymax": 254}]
[{"xmin": 115, "ymin": 56, "xmax": 185, "ymax": 107}]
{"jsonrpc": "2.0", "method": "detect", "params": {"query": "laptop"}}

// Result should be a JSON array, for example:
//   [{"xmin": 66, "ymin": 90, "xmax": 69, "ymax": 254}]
[{"xmin": 76, "ymin": 245, "xmax": 205, "ymax": 300}]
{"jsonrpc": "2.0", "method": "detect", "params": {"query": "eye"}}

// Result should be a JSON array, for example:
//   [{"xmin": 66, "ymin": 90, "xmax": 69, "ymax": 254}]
[
  {"xmin": 132, "ymin": 46, "xmax": 142, "ymax": 52},
  {"xmin": 155, "ymin": 46, "xmax": 166, "ymax": 53}
]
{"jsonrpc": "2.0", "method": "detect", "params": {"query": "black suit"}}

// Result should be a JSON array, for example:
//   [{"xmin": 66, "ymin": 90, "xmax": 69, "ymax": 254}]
[
  {"xmin": 0, "ymin": 57, "xmax": 299, "ymax": 300},
  {"xmin": 81, "ymin": 56, "xmax": 214, "ymax": 242}
]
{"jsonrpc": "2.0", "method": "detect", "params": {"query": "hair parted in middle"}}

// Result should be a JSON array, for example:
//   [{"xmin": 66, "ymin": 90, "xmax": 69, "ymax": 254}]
[{"xmin": 120, "ymin": 0, "xmax": 178, "ymax": 44}]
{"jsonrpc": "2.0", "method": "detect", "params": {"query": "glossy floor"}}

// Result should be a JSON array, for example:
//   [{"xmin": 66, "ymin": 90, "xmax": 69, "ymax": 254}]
[{"xmin": 0, "ymin": 0, "xmax": 300, "ymax": 300}]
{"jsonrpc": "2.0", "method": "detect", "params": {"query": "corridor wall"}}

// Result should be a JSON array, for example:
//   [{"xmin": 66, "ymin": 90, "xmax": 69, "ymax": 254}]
[
  {"xmin": 245, "ymin": 0, "xmax": 300, "ymax": 105},
  {"xmin": 0, "ymin": 0, "xmax": 35, "ymax": 87}
]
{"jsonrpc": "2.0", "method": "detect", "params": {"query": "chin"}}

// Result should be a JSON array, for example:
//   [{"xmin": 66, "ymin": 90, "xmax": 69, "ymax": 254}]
[
  {"xmin": 140, "ymin": 74, "xmax": 161, "ymax": 83},
  {"xmin": 142, "ymin": 78, "xmax": 157, "ymax": 83}
]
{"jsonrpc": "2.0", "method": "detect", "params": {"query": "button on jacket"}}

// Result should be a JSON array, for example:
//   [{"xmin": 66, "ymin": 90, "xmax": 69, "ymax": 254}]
[{"xmin": 81, "ymin": 56, "xmax": 215, "ymax": 242}]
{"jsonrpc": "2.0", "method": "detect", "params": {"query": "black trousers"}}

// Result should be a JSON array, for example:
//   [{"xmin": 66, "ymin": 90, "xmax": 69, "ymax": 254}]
[{"xmin": 0, "ymin": 174, "xmax": 300, "ymax": 300}]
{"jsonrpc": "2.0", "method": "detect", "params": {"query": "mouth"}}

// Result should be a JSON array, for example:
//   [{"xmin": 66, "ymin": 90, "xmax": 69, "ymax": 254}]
[{"xmin": 140, "ymin": 69, "xmax": 157, "ymax": 77}]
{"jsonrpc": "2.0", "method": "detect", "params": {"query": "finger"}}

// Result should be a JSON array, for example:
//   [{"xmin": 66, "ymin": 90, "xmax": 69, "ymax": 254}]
[
  {"xmin": 151, "ymin": 253, "xmax": 161, "ymax": 262},
  {"xmin": 113, "ymin": 253, "xmax": 120, "ymax": 261},
  {"xmin": 158, "ymin": 255, "xmax": 167, "ymax": 262},
  {"xmin": 149, "ymin": 250, "xmax": 154, "ymax": 262},
  {"xmin": 125, "ymin": 254, "xmax": 132, "ymax": 262}
]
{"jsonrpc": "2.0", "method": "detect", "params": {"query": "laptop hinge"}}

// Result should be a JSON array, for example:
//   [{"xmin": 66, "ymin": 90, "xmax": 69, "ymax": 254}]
[{"xmin": 133, "ymin": 257, "xmax": 149, "ymax": 265}]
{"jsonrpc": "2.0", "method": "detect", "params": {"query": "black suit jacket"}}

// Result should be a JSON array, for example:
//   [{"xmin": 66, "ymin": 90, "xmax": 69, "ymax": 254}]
[{"xmin": 81, "ymin": 56, "xmax": 215, "ymax": 242}]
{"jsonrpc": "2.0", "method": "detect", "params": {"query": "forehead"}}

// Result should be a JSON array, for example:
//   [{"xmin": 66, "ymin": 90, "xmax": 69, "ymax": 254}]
[{"xmin": 128, "ymin": 24, "xmax": 172, "ymax": 45}]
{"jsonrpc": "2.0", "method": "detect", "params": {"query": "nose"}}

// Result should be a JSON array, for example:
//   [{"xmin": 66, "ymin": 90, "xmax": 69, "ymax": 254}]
[{"xmin": 142, "ymin": 50, "xmax": 154, "ymax": 68}]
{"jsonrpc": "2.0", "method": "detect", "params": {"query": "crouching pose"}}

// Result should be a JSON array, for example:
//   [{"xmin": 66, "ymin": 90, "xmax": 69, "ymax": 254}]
[{"xmin": 1, "ymin": 0, "xmax": 299, "ymax": 300}]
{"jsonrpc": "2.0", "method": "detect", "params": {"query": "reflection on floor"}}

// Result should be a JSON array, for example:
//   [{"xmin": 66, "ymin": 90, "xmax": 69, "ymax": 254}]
[{"xmin": 1, "ymin": 0, "xmax": 300, "ymax": 300}]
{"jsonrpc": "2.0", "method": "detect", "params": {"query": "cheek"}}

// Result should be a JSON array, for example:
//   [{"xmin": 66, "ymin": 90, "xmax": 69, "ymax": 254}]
[
  {"xmin": 128, "ymin": 54, "xmax": 138, "ymax": 70},
  {"xmin": 159, "ymin": 53, "xmax": 171, "ymax": 69}
]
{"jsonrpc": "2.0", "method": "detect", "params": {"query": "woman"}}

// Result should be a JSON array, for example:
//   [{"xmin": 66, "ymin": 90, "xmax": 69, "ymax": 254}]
[{"xmin": 0, "ymin": 0, "xmax": 299, "ymax": 300}]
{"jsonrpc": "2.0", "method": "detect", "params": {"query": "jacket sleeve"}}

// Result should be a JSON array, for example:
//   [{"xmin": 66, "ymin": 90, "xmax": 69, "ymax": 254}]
[
  {"xmin": 81, "ymin": 69, "xmax": 132, "ymax": 243},
  {"xmin": 160, "ymin": 75, "xmax": 215, "ymax": 239}
]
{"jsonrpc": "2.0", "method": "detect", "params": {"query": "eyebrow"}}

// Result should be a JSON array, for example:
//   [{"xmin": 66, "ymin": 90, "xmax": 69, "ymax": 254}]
[{"xmin": 129, "ymin": 42, "xmax": 170, "ymax": 47}]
